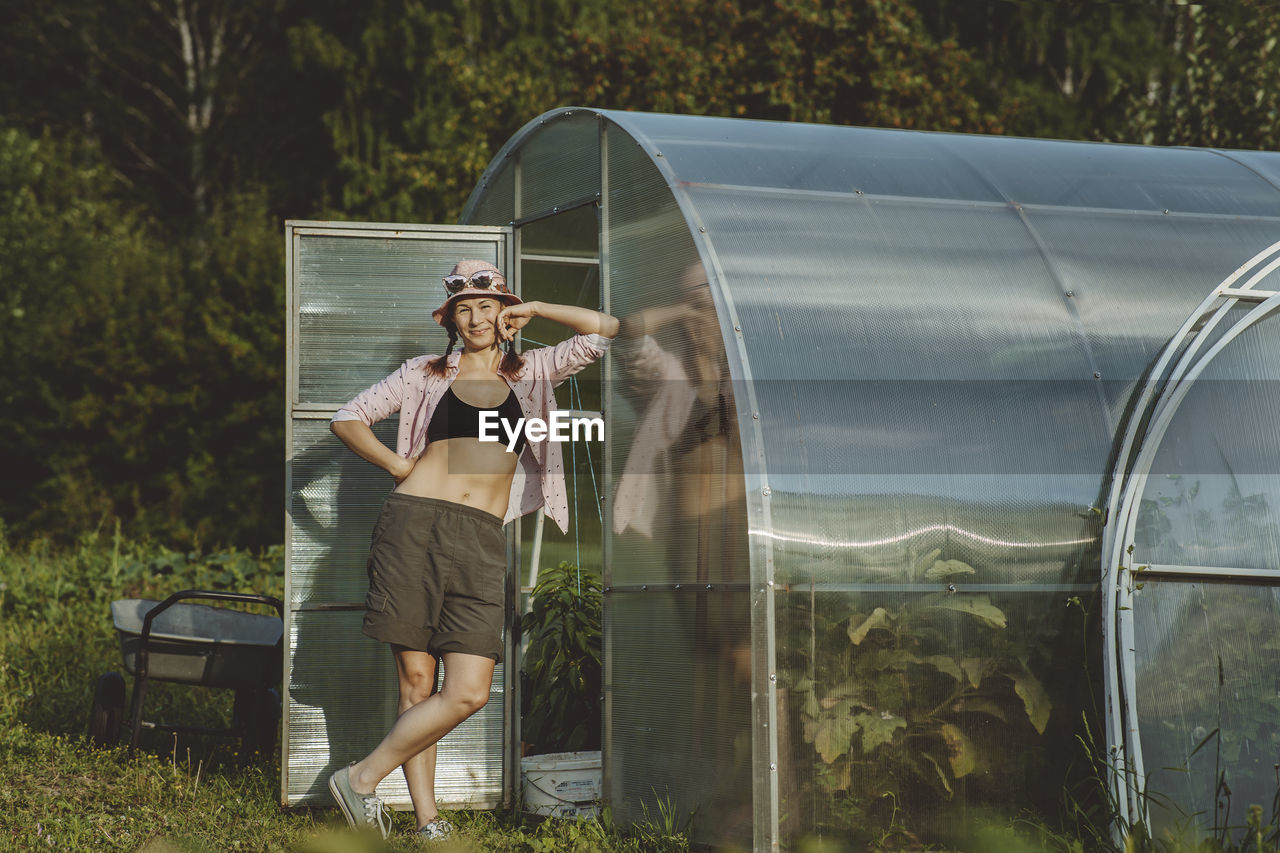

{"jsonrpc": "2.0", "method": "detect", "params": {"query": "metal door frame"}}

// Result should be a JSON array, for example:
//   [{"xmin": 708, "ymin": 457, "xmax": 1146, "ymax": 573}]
[
  {"xmin": 283, "ymin": 220, "xmax": 516, "ymax": 808},
  {"xmin": 1101, "ymin": 238, "xmax": 1280, "ymax": 831}
]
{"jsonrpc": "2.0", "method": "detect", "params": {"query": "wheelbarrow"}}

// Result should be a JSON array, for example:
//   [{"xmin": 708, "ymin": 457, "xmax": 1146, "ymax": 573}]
[{"xmin": 88, "ymin": 590, "xmax": 284, "ymax": 754}]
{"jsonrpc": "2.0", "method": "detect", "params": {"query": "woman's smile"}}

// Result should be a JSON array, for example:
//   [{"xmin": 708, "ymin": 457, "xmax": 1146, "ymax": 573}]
[{"xmin": 453, "ymin": 298, "xmax": 503, "ymax": 348}]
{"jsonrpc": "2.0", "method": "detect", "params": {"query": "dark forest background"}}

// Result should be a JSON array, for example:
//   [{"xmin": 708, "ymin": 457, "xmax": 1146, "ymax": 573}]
[{"xmin": 2, "ymin": 0, "xmax": 1277, "ymax": 549}]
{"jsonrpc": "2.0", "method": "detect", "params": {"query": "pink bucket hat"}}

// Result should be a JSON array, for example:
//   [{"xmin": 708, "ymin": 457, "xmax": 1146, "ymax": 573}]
[{"xmin": 432, "ymin": 259, "xmax": 522, "ymax": 325}]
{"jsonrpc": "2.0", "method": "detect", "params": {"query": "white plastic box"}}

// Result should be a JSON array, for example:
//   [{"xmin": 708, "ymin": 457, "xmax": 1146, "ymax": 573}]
[{"xmin": 520, "ymin": 751, "xmax": 602, "ymax": 818}]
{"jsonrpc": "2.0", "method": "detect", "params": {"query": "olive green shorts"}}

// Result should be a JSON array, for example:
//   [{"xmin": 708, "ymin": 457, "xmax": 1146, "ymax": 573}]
[{"xmin": 362, "ymin": 492, "xmax": 507, "ymax": 662}]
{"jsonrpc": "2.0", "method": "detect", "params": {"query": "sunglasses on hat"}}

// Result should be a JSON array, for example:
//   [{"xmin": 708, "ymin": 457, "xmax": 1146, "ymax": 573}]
[{"xmin": 442, "ymin": 269, "xmax": 507, "ymax": 294}]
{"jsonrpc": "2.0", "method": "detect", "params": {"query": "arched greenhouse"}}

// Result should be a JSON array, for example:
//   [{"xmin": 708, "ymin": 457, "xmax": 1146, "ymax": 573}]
[{"xmin": 285, "ymin": 107, "xmax": 1280, "ymax": 851}]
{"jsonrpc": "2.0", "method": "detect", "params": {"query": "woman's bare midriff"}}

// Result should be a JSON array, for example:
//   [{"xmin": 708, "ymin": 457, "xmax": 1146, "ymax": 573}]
[{"xmin": 395, "ymin": 438, "xmax": 520, "ymax": 520}]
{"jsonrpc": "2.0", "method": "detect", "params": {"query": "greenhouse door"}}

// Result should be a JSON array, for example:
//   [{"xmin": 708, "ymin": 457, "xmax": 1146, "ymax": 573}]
[
  {"xmin": 1103, "ymin": 240, "xmax": 1280, "ymax": 838},
  {"xmin": 282, "ymin": 222, "xmax": 517, "ymax": 809}
]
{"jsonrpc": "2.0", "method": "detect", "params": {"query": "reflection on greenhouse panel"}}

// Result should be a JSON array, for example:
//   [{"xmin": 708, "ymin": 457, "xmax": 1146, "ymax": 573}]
[
  {"xmin": 611, "ymin": 262, "xmax": 740, "ymax": 542},
  {"xmin": 1105, "ymin": 241, "xmax": 1280, "ymax": 841}
]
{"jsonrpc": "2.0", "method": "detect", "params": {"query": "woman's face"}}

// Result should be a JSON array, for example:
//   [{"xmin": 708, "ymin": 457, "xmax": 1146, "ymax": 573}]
[{"xmin": 453, "ymin": 297, "xmax": 502, "ymax": 349}]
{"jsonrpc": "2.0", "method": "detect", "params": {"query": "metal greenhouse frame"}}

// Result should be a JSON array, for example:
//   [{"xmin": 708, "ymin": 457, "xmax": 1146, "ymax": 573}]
[
  {"xmin": 284, "ymin": 107, "xmax": 1280, "ymax": 852},
  {"xmin": 1102, "ymin": 239, "xmax": 1280, "ymax": 831}
]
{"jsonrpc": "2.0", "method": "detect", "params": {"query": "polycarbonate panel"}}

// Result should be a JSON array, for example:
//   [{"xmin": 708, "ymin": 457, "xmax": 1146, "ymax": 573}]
[
  {"xmin": 606, "ymin": 590, "xmax": 751, "ymax": 848},
  {"xmin": 688, "ymin": 190, "xmax": 1088, "ymax": 382},
  {"xmin": 687, "ymin": 188, "xmax": 1072, "ymax": 380},
  {"xmin": 1134, "ymin": 313, "xmax": 1280, "ymax": 571},
  {"xmin": 684, "ymin": 186, "xmax": 1110, "ymax": 586},
  {"xmin": 521, "ymin": 204, "xmax": 598, "ymax": 258},
  {"xmin": 469, "ymin": 159, "xmax": 515, "ymax": 226},
  {"xmin": 287, "ymin": 610, "xmax": 398, "ymax": 804},
  {"xmin": 599, "ymin": 123, "xmax": 755, "ymax": 849},
  {"xmin": 294, "ymin": 228, "xmax": 504, "ymax": 405},
  {"xmin": 516, "ymin": 111, "xmax": 600, "ymax": 218},
  {"xmin": 1025, "ymin": 211, "xmax": 1280, "ymax": 402},
  {"xmin": 764, "ymin": 492, "xmax": 1101, "ymax": 589},
  {"xmin": 1133, "ymin": 580, "xmax": 1280, "ymax": 840},
  {"xmin": 605, "ymin": 125, "xmax": 747, "ymax": 590},
  {"xmin": 775, "ymin": 587, "xmax": 1095, "ymax": 845},
  {"xmin": 286, "ymin": 611, "xmax": 505, "ymax": 809},
  {"xmin": 605, "ymin": 112, "xmax": 1004, "ymax": 202},
  {"xmin": 934, "ymin": 132, "xmax": 1280, "ymax": 216},
  {"xmin": 1146, "ymin": 301, "xmax": 1258, "ymax": 405},
  {"xmin": 289, "ymin": 417, "xmax": 395, "ymax": 605},
  {"xmin": 1084, "ymin": 293, "xmax": 1261, "ymax": 492},
  {"xmin": 608, "ymin": 110, "xmax": 1280, "ymax": 215},
  {"xmin": 1212, "ymin": 150, "xmax": 1280, "ymax": 196}
]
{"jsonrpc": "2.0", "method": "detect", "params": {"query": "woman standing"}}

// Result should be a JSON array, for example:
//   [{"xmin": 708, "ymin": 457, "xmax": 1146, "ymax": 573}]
[{"xmin": 327, "ymin": 259, "xmax": 617, "ymax": 840}]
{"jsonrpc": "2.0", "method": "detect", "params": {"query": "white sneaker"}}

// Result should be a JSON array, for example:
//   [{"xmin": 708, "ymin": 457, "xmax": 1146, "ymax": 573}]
[
  {"xmin": 416, "ymin": 816, "xmax": 455, "ymax": 842},
  {"xmin": 328, "ymin": 764, "xmax": 391, "ymax": 838}
]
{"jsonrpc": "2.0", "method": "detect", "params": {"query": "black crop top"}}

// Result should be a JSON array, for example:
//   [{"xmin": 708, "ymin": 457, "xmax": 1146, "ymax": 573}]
[{"xmin": 427, "ymin": 385, "xmax": 527, "ymax": 455}]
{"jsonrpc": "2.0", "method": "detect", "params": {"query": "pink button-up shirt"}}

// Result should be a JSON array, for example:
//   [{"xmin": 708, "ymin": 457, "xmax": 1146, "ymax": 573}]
[{"xmin": 331, "ymin": 333, "xmax": 609, "ymax": 532}]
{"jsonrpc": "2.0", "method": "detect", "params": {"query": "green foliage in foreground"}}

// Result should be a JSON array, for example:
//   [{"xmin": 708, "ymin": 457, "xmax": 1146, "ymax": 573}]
[
  {"xmin": 0, "ymin": 531, "xmax": 691, "ymax": 851},
  {"xmin": 0, "ymin": 525, "xmax": 286, "ymax": 736}
]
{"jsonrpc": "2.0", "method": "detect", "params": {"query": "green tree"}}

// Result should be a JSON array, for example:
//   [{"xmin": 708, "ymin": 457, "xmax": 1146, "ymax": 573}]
[
  {"xmin": 0, "ymin": 126, "xmax": 283, "ymax": 547},
  {"xmin": 1123, "ymin": 1, "xmax": 1280, "ymax": 150},
  {"xmin": 563, "ymin": 0, "xmax": 1002, "ymax": 133},
  {"xmin": 0, "ymin": 0, "xmax": 332, "ymax": 225},
  {"xmin": 918, "ymin": 0, "xmax": 1280, "ymax": 150},
  {"xmin": 916, "ymin": 0, "xmax": 1173, "ymax": 140},
  {"xmin": 150, "ymin": 191, "xmax": 286, "ymax": 547},
  {"xmin": 0, "ymin": 127, "xmax": 178, "ymax": 537},
  {"xmin": 290, "ymin": 0, "xmax": 611, "ymax": 223}
]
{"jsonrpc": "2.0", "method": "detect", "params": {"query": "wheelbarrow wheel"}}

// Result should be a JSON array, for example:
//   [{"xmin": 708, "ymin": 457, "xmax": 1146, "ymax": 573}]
[
  {"xmin": 233, "ymin": 687, "xmax": 280, "ymax": 756},
  {"xmin": 88, "ymin": 672, "xmax": 125, "ymax": 747}
]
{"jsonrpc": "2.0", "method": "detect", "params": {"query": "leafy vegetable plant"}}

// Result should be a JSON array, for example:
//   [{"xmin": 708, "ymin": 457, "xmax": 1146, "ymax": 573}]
[
  {"xmin": 786, "ymin": 554, "xmax": 1054, "ymax": 838},
  {"xmin": 521, "ymin": 561, "xmax": 602, "ymax": 754}
]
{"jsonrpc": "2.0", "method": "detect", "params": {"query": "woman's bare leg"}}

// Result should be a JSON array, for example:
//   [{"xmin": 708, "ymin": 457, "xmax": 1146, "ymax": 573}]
[
  {"xmin": 348, "ymin": 652, "xmax": 495, "ymax": 796},
  {"xmin": 392, "ymin": 646, "xmax": 441, "ymax": 828}
]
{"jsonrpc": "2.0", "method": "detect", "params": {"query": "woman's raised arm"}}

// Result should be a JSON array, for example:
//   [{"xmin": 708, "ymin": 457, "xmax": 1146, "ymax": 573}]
[{"xmin": 497, "ymin": 300, "xmax": 619, "ymax": 341}]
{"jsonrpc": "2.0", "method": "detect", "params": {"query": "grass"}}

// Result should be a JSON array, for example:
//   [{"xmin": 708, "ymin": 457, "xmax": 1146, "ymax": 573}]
[
  {"xmin": 0, "ymin": 718, "xmax": 688, "ymax": 851},
  {"xmin": 0, "ymin": 723, "xmax": 308, "ymax": 851},
  {"xmin": 0, "ymin": 717, "xmax": 686, "ymax": 851},
  {"xmin": 0, "ymin": 527, "xmax": 689, "ymax": 852}
]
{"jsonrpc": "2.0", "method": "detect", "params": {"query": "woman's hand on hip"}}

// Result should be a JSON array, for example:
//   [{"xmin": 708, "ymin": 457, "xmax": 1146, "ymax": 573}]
[{"xmin": 390, "ymin": 455, "xmax": 419, "ymax": 484}]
